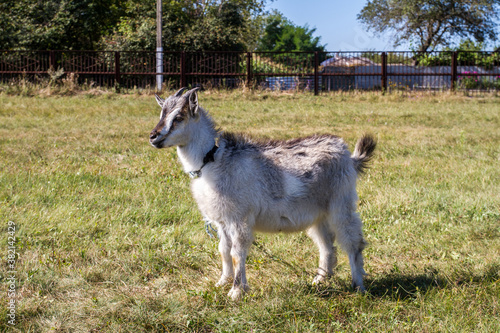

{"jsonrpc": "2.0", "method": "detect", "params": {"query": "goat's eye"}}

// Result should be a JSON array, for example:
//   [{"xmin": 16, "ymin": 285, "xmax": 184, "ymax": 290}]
[{"xmin": 174, "ymin": 115, "xmax": 184, "ymax": 123}]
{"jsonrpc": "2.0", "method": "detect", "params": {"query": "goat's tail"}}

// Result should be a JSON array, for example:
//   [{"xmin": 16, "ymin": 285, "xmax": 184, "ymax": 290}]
[{"xmin": 351, "ymin": 134, "xmax": 377, "ymax": 174}]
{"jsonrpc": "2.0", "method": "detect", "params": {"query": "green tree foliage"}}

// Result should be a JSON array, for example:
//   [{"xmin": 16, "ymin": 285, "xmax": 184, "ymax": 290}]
[
  {"xmin": 0, "ymin": 0, "xmax": 266, "ymax": 51},
  {"xmin": 0, "ymin": 0, "xmax": 126, "ymax": 50},
  {"xmin": 101, "ymin": 0, "xmax": 266, "ymax": 51},
  {"xmin": 358, "ymin": 0, "xmax": 500, "ymax": 52},
  {"xmin": 256, "ymin": 10, "xmax": 326, "ymax": 52},
  {"xmin": 415, "ymin": 39, "xmax": 500, "ymax": 68}
]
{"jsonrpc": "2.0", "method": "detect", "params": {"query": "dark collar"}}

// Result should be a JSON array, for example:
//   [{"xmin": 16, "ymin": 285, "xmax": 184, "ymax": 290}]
[{"xmin": 188, "ymin": 144, "xmax": 219, "ymax": 179}]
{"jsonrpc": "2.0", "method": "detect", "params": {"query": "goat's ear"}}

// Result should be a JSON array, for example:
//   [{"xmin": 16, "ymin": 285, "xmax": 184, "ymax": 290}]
[
  {"xmin": 155, "ymin": 94, "xmax": 164, "ymax": 108},
  {"xmin": 188, "ymin": 88, "xmax": 200, "ymax": 117},
  {"xmin": 174, "ymin": 87, "xmax": 188, "ymax": 97}
]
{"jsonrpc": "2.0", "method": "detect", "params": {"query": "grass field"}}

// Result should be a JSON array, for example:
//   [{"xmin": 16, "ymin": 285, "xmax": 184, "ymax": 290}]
[{"xmin": 1, "ymin": 90, "xmax": 499, "ymax": 332}]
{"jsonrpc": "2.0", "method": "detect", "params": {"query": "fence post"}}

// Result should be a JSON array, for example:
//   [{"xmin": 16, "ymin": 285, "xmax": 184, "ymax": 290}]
[
  {"xmin": 246, "ymin": 52, "xmax": 253, "ymax": 88},
  {"xmin": 180, "ymin": 51, "xmax": 187, "ymax": 88},
  {"xmin": 451, "ymin": 51, "xmax": 458, "ymax": 91},
  {"xmin": 115, "ymin": 51, "xmax": 120, "ymax": 92},
  {"xmin": 381, "ymin": 52, "xmax": 387, "ymax": 93},
  {"xmin": 50, "ymin": 51, "xmax": 56, "ymax": 70},
  {"xmin": 314, "ymin": 51, "xmax": 319, "ymax": 96}
]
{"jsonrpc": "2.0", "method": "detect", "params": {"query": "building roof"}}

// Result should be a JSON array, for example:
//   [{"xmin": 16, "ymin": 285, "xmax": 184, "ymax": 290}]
[{"xmin": 321, "ymin": 56, "xmax": 376, "ymax": 67}]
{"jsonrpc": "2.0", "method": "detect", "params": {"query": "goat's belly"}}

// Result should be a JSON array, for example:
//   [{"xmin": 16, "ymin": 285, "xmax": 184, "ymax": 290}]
[{"xmin": 254, "ymin": 210, "xmax": 317, "ymax": 233}]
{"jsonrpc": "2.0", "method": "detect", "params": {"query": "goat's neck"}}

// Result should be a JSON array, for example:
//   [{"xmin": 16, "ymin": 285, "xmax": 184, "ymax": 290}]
[{"xmin": 177, "ymin": 111, "xmax": 218, "ymax": 173}]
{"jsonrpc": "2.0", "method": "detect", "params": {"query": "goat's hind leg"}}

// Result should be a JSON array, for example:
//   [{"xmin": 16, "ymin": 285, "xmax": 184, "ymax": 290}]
[
  {"xmin": 332, "ymin": 211, "xmax": 367, "ymax": 292},
  {"xmin": 216, "ymin": 226, "xmax": 233, "ymax": 287},
  {"xmin": 307, "ymin": 219, "xmax": 337, "ymax": 285},
  {"xmin": 347, "ymin": 239, "xmax": 366, "ymax": 292}
]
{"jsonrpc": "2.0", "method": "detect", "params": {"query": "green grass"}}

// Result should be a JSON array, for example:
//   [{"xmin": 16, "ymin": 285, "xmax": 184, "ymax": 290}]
[{"xmin": 1, "ymin": 90, "xmax": 499, "ymax": 332}]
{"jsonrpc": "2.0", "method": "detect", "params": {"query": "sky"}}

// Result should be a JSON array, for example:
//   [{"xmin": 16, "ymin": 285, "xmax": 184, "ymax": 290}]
[{"xmin": 265, "ymin": 0, "xmax": 402, "ymax": 51}]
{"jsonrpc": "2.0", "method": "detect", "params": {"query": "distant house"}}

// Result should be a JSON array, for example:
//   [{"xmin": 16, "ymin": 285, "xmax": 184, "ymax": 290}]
[
  {"xmin": 321, "ymin": 56, "xmax": 377, "ymax": 91},
  {"xmin": 264, "ymin": 55, "xmax": 498, "ymax": 92},
  {"xmin": 321, "ymin": 56, "xmax": 376, "ymax": 67},
  {"xmin": 320, "ymin": 55, "xmax": 477, "ymax": 90}
]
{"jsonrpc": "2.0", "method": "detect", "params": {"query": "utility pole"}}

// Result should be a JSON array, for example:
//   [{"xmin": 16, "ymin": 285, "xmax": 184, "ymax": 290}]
[{"xmin": 156, "ymin": 0, "xmax": 163, "ymax": 91}]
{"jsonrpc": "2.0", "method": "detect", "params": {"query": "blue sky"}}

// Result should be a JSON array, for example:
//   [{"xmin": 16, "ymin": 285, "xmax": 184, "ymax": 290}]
[
  {"xmin": 265, "ymin": 0, "xmax": 405, "ymax": 51},
  {"xmin": 266, "ymin": 0, "xmax": 500, "ymax": 51}
]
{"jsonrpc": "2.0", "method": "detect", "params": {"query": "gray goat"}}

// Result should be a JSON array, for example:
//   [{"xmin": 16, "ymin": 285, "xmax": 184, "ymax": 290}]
[{"xmin": 149, "ymin": 87, "xmax": 376, "ymax": 301}]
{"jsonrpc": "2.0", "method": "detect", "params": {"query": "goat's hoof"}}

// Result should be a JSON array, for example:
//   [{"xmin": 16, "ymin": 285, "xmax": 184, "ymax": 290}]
[
  {"xmin": 352, "ymin": 283, "xmax": 366, "ymax": 293},
  {"xmin": 215, "ymin": 276, "xmax": 232, "ymax": 287},
  {"xmin": 312, "ymin": 275, "xmax": 327, "ymax": 285},
  {"xmin": 228, "ymin": 287, "xmax": 243, "ymax": 301},
  {"xmin": 227, "ymin": 285, "xmax": 249, "ymax": 301}
]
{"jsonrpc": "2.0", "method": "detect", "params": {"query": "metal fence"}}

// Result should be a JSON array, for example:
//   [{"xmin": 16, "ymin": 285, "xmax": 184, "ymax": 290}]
[{"xmin": 1, "ymin": 50, "xmax": 500, "ymax": 94}]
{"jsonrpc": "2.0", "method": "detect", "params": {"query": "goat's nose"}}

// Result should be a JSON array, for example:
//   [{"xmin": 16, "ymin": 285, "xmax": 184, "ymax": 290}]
[{"xmin": 150, "ymin": 131, "xmax": 158, "ymax": 140}]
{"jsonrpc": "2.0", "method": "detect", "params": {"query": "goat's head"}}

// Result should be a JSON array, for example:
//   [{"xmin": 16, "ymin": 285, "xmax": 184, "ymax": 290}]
[{"xmin": 149, "ymin": 87, "xmax": 200, "ymax": 148}]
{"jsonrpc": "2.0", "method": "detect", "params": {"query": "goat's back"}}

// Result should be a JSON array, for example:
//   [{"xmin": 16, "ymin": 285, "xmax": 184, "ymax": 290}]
[
  {"xmin": 214, "ymin": 133, "xmax": 355, "ymax": 199},
  {"xmin": 221, "ymin": 132, "xmax": 351, "ymax": 173}
]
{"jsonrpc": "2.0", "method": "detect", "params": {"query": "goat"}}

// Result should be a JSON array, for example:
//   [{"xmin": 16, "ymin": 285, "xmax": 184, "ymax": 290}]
[{"xmin": 149, "ymin": 87, "xmax": 376, "ymax": 301}]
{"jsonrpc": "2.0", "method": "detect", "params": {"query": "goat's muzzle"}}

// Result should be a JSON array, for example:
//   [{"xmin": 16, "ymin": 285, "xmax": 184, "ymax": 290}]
[
  {"xmin": 150, "ymin": 130, "xmax": 159, "ymax": 141},
  {"xmin": 149, "ymin": 130, "xmax": 165, "ymax": 148}
]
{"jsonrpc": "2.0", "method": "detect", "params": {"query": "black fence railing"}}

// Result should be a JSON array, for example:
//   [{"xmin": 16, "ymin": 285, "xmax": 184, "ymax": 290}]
[{"xmin": 1, "ymin": 50, "xmax": 500, "ymax": 94}]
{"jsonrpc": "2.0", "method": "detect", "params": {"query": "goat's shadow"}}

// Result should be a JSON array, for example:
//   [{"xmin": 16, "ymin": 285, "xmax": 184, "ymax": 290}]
[{"xmin": 310, "ymin": 264, "xmax": 499, "ymax": 300}]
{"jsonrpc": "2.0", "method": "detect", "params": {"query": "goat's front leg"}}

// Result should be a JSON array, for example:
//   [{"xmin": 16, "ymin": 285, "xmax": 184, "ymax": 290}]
[
  {"xmin": 227, "ymin": 231, "xmax": 253, "ymax": 301},
  {"xmin": 215, "ymin": 227, "xmax": 233, "ymax": 287}
]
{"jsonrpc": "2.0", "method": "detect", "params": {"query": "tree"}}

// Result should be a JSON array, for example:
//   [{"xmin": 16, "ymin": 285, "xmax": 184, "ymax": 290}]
[
  {"xmin": 256, "ymin": 10, "xmax": 326, "ymax": 52},
  {"xmin": 101, "ymin": 0, "xmax": 267, "ymax": 51},
  {"xmin": 357, "ymin": 0, "xmax": 500, "ymax": 52},
  {"xmin": 0, "ymin": 0, "xmax": 127, "ymax": 50},
  {"xmin": 0, "ymin": 0, "xmax": 266, "ymax": 51}
]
